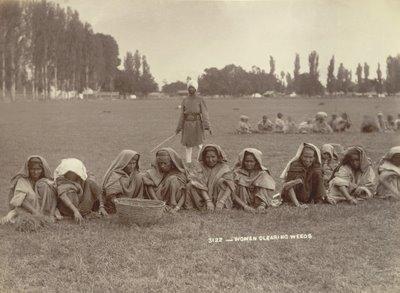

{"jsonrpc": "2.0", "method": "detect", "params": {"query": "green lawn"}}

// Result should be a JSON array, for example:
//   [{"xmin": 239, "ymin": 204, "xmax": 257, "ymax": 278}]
[{"xmin": 0, "ymin": 97, "xmax": 399, "ymax": 292}]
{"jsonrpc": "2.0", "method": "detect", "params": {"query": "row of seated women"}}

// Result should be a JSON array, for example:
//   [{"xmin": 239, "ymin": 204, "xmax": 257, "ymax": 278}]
[{"xmin": 2, "ymin": 144, "xmax": 399, "ymax": 225}]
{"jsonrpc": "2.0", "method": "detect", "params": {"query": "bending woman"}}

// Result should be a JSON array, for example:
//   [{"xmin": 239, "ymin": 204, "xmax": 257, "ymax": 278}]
[
  {"xmin": 143, "ymin": 148, "xmax": 188, "ymax": 213},
  {"xmin": 1, "ymin": 156, "xmax": 58, "ymax": 224},
  {"xmin": 102, "ymin": 150, "xmax": 144, "ymax": 213},
  {"xmin": 55, "ymin": 158, "xmax": 108, "ymax": 223},
  {"xmin": 186, "ymin": 144, "xmax": 234, "ymax": 212},
  {"xmin": 233, "ymin": 148, "xmax": 280, "ymax": 213}
]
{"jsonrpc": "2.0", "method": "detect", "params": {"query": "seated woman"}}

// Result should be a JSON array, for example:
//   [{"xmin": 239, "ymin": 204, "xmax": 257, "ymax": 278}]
[
  {"xmin": 298, "ymin": 119, "xmax": 314, "ymax": 134},
  {"xmin": 186, "ymin": 144, "xmax": 234, "ymax": 212},
  {"xmin": 257, "ymin": 115, "xmax": 274, "ymax": 132},
  {"xmin": 312, "ymin": 112, "xmax": 333, "ymax": 133},
  {"xmin": 332, "ymin": 112, "xmax": 351, "ymax": 132},
  {"xmin": 236, "ymin": 115, "xmax": 252, "ymax": 134},
  {"xmin": 55, "ymin": 158, "xmax": 108, "ymax": 223},
  {"xmin": 274, "ymin": 113, "xmax": 285, "ymax": 133},
  {"xmin": 233, "ymin": 148, "xmax": 280, "ymax": 213},
  {"xmin": 376, "ymin": 146, "xmax": 400, "ymax": 199},
  {"xmin": 361, "ymin": 115, "xmax": 380, "ymax": 133},
  {"xmin": 377, "ymin": 112, "xmax": 388, "ymax": 132},
  {"xmin": 280, "ymin": 143, "xmax": 326, "ymax": 208},
  {"xmin": 327, "ymin": 146, "xmax": 376, "ymax": 205},
  {"xmin": 321, "ymin": 144, "xmax": 340, "ymax": 189},
  {"xmin": 143, "ymin": 148, "xmax": 187, "ymax": 213},
  {"xmin": 386, "ymin": 115, "xmax": 396, "ymax": 131},
  {"xmin": 395, "ymin": 114, "xmax": 400, "ymax": 131},
  {"xmin": 1, "ymin": 156, "xmax": 58, "ymax": 224},
  {"xmin": 283, "ymin": 116, "xmax": 298, "ymax": 134},
  {"xmin": 102, "ymin": 150, "xmax": 144, "ymax": 214}
]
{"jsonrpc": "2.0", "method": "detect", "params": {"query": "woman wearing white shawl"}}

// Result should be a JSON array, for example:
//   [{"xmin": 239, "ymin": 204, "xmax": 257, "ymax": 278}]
[
  {"xmin": 280, "ymin": 143, "xmax": 326, "ymax": 208},
  {"xmin": 55, "ymin": 158, "xmax": 107, "ymax": 223},
  {"xmin": 176, "ymin": 78, "xmax": 211, "ymax": 164},
  {"xmin": 376, "ymin": 146, "xmax": 400, "ymax": 199},
  {"xmin": 102, "ymin": 150, "xmax": 144, "ymax": 213},
  {"xmin": 327, "ymin": 146, "xmax": 376, "ymax": 204}
]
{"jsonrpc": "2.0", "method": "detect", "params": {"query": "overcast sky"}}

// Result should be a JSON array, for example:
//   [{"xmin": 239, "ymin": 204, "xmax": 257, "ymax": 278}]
[{"xmin": 54, "ymin": 0, "xmax": 400, "ymax": 84}]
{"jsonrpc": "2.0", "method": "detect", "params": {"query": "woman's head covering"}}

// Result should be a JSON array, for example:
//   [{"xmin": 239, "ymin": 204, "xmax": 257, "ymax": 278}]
[
  {"xmin": 337, "ymin": 146, "xmax": 371, "ymax": 173},
  {"xmin": 316, "ymin": 112, "xmax": 328, "ymax": 119},
  {"xmin": 380, "ymin": 146, "xmax": 400, "ymax": 162},
  {"xmin": 147, "ymin": 148, "xmax": 186, "ymax": 186},
  {"xmin": 54, "ymin": 158, "xmax": 88, "ymax": 181},
  {"xmin": 235, "ymin": 148, "xmax": 269, "ymax": 171},
  {"xmin": 328, "ymin": 146, "xmax": 372, "ymax": 182},
  {"xmin": 8, "ymin": 155, "xmax": 53, "ymax": 210},
  {"xmin": 10, "ymin": 156, "xmax": 52, "ymax": 183},
  {"xmin": 321, "ymin": 144, "xmax": 339, "ymax": 161},
  {"xmin": 378, "ymin": 146, "xmax": 400, "ymax": 176},
  {"xmin": 187, "ymin": 79, "xmax": 198, "ymax": 91},
  {"xmin": 280, "ymin": 143, "xmax": 321, "ymax": 179},
  {"xmin": 102, "ymin": 150, "xmax": 140, "ymax": 188},
  {"xmin": 155, "ymin": 147, "xmax": 185, "ymax": 173},
  {"xmin": 198, "ymin": 144, "xmax": 227, "ymax": 164},
  {"xmin": 240, "ymin": 115, "xmax": 249, "ymax": 121}
]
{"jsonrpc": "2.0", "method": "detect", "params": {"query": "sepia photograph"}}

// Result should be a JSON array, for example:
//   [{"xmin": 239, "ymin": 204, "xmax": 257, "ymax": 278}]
[{"xmin": 0, "ymin": 0, "xmax": 399, "ymax": 291}]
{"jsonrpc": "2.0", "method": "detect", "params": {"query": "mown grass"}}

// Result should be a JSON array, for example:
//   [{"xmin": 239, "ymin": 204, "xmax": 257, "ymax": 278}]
[{"xmin": 0, "ymin": 97, "xmax": 399, "ymax": 292}]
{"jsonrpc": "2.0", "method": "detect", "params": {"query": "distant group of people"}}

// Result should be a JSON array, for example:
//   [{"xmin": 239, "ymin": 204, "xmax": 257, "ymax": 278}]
[
  {"xmin": 361, "ymin": 113, "xmax": 400, "ymax": 133},
  {"xmin": 2, "ymin": 143, "xmax": 399, "ymax": 228},
  {"xmin": 236, "ymin": 111, "xmax": 351, "ymax": 134},
  {"xmin": 237, "ymin": 111, "xmax": 400, "ymax": 134}
]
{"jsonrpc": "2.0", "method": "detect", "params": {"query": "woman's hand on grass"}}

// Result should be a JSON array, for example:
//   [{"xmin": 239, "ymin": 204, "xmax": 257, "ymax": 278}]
[
  {"xmin": 297, "ymin": 203, "xmax": 308, "ymax": 209},
  {"xmin": 206, "ymin": 201, "xmax": 215, "ymax": 212},
  {"xmin": 244, "ymin": 205, "xmax": 256, "ymax": 214},
  {"xmin": 73, "ymin": 210, "xmax": 84, "ymax": 224},
  {"xmin": 348, "ymin": 197, "xmax": 358, "ymax": 205},
  {"xmin": 98, "ymin": 207, "xmax": 108, "ymax": 217}
]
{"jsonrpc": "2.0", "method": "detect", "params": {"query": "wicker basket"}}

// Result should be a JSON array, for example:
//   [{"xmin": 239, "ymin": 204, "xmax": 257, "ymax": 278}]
[{"xmin": 114, "ymin": 198, "xmax": 165, "ymax": 226}]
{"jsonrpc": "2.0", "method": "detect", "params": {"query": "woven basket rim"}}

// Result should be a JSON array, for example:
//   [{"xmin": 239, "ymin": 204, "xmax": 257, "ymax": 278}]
[{"xmin": 114, "ymin": 197, "xmax": 165, "ymax": 208}]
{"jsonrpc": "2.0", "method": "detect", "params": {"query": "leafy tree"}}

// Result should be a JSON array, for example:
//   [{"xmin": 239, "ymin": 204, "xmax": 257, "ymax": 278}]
[
  {"xmin": 376, "ymin": 63, "xmax": 383, "ymax": 94},
  {"xmin": 140, "ymin": 54, "xmax": 158, "ymax": 95},
  {"xmin": 327, "ymin": 55, "xmax": 336, "ymax": 93},
  {"xmin": 162, "ymin": 80, "xmax": 186, "ymax": 95},
  {"xmin": 269, "ymin": 55, "xmax": 275, "ymax": 76}
]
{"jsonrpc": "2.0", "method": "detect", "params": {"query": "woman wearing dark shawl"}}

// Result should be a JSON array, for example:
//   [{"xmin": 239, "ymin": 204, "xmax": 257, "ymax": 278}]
[
  {"xmin": 327, "ymin": 146, "xmax": 376, "ymax": 204},
  {"xmin": 280, "ymin": 143, "xmax": 326, "ymax": 208},
  {"xmin": 233, "ymin": 148, "xmax": 280, "ymax": 213},
  {"xmin": 143, "ymin": 148, "xmax": 188, "ymax": 213},
  {"xmin": 102, "ymin": 150, "xmax": 144, "ymax": 213},
  {"xmin": 185, "ymin": 144, "xmax": 234, "ymax": 212},
  {"xmin": 1, "ymin": 156, "xmax": 58, "ymax": 224}
]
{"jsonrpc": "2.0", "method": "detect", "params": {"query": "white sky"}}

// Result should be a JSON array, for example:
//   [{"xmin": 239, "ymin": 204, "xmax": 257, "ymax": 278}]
[{"xmin": 54, "ymin": 0, "xmax": 400, "ymax": 85}]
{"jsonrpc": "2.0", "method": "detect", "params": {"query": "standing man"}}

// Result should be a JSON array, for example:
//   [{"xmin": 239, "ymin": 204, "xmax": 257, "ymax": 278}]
[{"xmin": 176, "ymin": 78, "xmax": 211, "ymax": 166}]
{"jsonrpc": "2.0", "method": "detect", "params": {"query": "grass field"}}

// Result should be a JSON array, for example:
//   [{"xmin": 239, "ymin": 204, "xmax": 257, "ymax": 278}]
[{"xmin": 0, "ymin": 96, "xmax": 400, "ymax": 292}]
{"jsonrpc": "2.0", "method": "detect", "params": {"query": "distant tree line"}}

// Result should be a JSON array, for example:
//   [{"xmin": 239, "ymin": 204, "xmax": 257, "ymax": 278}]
[{"xmin": 163, "ymin": 52, "xmax": 400, "ymax": 96}]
